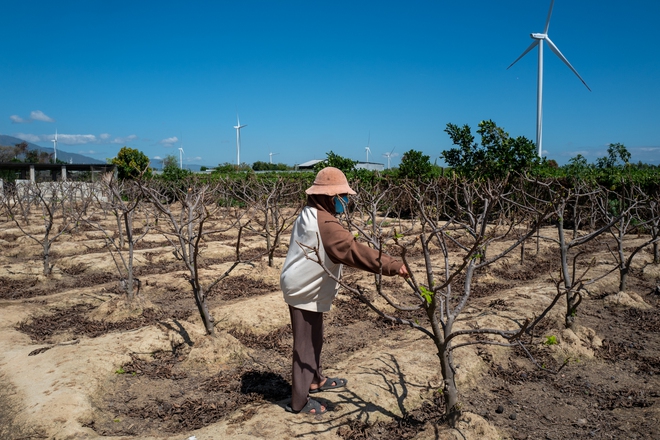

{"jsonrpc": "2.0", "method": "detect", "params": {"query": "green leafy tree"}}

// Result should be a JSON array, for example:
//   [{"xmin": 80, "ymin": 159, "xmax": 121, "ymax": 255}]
[
  {"xmin": 112, "ymin": 147, "xmax": 152, "ymax": 180},
  {"xmin": 162, "ymin": 154, "xmax": 178, "ymax": 170},
  {"xmin": 398, "ymin": 149, "xmax": 438, "ymax": 180},
  {"xmin": 442, "ymin": 120, "xmax": 538, "ymax": 178},
  {"xmin": 162, "ymin": 162, "xmax": 192, "ymax": 181},
  {"xmin": 596, "ymin": 143, "xmax": 631, "ymax": 169},
  {"xmin": 314, "ymin": 151, "xmax": 357, "ymax": 174}
]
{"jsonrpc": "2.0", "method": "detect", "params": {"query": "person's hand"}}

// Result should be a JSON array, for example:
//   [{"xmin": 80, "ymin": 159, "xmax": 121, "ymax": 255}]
[{"xmin": 398, "ymin": 264, "xmax": 409, "ymax": 278}]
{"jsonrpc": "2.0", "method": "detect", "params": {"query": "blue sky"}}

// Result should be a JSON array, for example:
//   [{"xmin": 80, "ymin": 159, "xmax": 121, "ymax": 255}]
[{"xmin": 2, "ymin": 0, "xmax": 659, "ymax": 168}]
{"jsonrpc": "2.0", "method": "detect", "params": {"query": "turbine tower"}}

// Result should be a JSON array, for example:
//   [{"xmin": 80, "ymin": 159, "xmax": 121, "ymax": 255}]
[
  {"xmin": 507, "ymin": 0, "xmax": 590, "ymax": 157},
  {"xmin": 269, "ymin": 152, "xmax": 279, "ymax": 164},
  {"xmin": 51, "ymin": 130, "xmax": 58, "ymax": 163},
  {"xmin": 178, "ymin": 147, "xmax": 184, "ymax": 170},
  {"xmin": 365, "ymin": 132, "xmax": 371, "ymax": 162},
  {"xmin": 382, "ymin": 147, "xmax": 397, "ymax": 170},
  {"xmin": 234, "ymin": 115, "xmax": 247, "ymax": 166}
]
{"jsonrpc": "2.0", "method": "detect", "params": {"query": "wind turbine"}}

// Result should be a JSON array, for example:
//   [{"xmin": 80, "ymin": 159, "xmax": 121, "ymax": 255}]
[
  {"xmin": 382, "ymin": 147, "xmax": 398, "ymax": 169},
  {"xmin": 269, "ymin": 152, "xmax": 279, "ymax": 164},
  {"xmin": 51, "ymin": 129, "xmax": 58, "ymax": 163},
  {"xmin": 507, "ymin": 0, "xmax": 590, "ymax": 157},
  {"xmin": 178, "ymin": 147, "xmax": 184, "ymax": 170},
  {"xmin": 365, "ymin": 132, "xmax": 371, "ymax": 162},
  {"xmin": 233, "ymin": 115, "xmax": 247, "ymax": 166}
]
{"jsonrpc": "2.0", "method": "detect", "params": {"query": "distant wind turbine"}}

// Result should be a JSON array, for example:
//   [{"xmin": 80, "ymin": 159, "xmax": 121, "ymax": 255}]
[
  {"xmin": 51, "ymin": 130, "xmax": 58, "ymax": 163},
  {"xmin": 178, "ymin": 147, "xmax": 184, "ymax": 170},
  {"xmin": 234, "ymin": 115, "xmax": 247, "ymax": 166},
  {"xmin": 269, "ymin": 152, "xmax": 279, "ymax": 164},
  {"xmin": 507, "ymin": 0, "xmax": 590, "ymax": 157},
  {"xmin": 365, "ymin": 132, "xmax": 372, "ymax": 162},
  {"xmin": 382, "ymin": 147, "xmax": 398, "ymax": 169}
]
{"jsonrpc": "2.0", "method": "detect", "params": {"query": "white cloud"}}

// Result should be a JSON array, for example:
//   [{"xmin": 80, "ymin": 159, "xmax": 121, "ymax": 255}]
[
  {"xmin": 10, "ymin": 110, "xmax": 55, "ymax": 124},
  {"xmin": 112, "ymin": 134, "xmax": 138, "ymax": 144},
  {"xmin": 10, "ymin": 115, "xmax": 29, "ymax": 123},
  {"xmin": 190, "ymin": 156, "xmax": 202, "ymax": 161},
  {"xmin": 78, "ymin": 150, "xmax": 97, "ymax": 155},
  {"xmin": 160, "ymin": 136, "xmax": 179, "ymax": 147},
  {"xmin": 58, "ymin": 134, "xmax": 98, "ymax": 145},
  {"xmin": 30, "ymin": 110, "xmax": 54, "ymax": 122},
  {"xmin": 153, "ymin": 155, "xmax": 163, "ymax": 160},
  {"xmin": 14, "ymin": 133, "xmax": 41, "ymax": 143},
  {"xmin": 13, "ymin": 131, "xmax": 140, "ymax": 147}
]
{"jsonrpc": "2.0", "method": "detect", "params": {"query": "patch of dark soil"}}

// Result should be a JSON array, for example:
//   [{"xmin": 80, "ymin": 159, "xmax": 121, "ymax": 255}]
[
  {"xmin": 493, "ymin": 254, "xmax": 555, "ymax": 282},
  {"xmin": 0, "ymin": 277, "xmax": 45, "ymax": 299},
  {"xmin": 596, "ymin": 339, "xmax": 642, "ymax": 363},
  {"xmin": 224, "ymin": 246, "xmax": 268, "ymax": 263},
  {"xmin": 16, "ymin": 303, "xmax": 190, "ymax": 343},
  {"xmin": 329, "ymin": 295, "xmax": 376, "ymax": 327},
  {"xmin": 133, "ymin": 261, "xmax": 180, "ymax": 276},
  {"xmin": 206, "ymin": 232, "xmax": 235, "ymax": 242},
  {"xmin": 619, "ymin": 308, "xmax": 660, "ymax": 332},
  {"xmin": 87, "ymin": 359, "xmax": 290, "ymax": 436},
  {"xmin": 121, "ymin": 350, "xmax": 189, "ymax": 380},
  {"xmin": 196, "ymin": 257, "xmax": 224, "ymax": 268},
  {"xmin": 133, "ymin": 240, "xmax": 168, "ymax": 250},
  {"xmin": 60, "ymin": 262, "xmax": 88, "ymax": 276},
  {"xmin": 207, "ymin": 274, "xmax": 277, "ymax": 299},
  {"xmin": 228, "ymin": 325, "xmax": 292, "ymax": 355},
  {"xmin": 0, "ymin": 271, "xmax": 115, "ymax": 299},
  {"xmin": 484, "ymin": 346, "xmax": 566, "ymax": 384}
]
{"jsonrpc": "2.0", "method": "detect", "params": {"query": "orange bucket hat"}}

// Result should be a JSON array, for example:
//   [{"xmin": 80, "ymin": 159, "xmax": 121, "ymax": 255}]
[{"xmin": 305, "ymin": 167, "xmax": 356, "ymax": 196}]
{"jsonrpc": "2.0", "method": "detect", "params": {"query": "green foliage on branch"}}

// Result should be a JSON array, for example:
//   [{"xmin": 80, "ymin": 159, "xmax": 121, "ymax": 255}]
[
  {"xmin": 252, "ymin": 161, "xmax": 290, "ymax": 171},
  {"xmin": 397, "ymin": 149, "xmax": 441, "ymax": 181},
  {"xmin": 314, "ymin": 151, "xmax": 357, "ymax": 174},
  {"xmin": 112, "ymin": 147, "xmax": 152, "ymax": 180},
  {"xmin": 441, "ymin": 120, "xmax": 538, "ymax": 178}
]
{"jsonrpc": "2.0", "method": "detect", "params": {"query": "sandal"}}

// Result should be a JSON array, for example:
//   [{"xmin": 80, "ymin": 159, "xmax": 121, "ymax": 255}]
[
  {"xmin": 285, "ymin": 398, "xmax": 327, "ymax": 415},
  {"xmin": 309, "ymin": 377, "xmax": 348, "ymax": 394}
]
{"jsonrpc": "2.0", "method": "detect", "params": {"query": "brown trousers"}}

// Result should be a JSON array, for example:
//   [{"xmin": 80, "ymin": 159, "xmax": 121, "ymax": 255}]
[{"xmin": 289, "ymin": 305, "xmax": 325, "ymax": 411}]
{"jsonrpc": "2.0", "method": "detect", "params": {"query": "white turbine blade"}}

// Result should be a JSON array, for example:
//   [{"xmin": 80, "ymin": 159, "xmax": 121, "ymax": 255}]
[
  {"xmin": 544, "ymin": 37, "xmax": 591, "ymax": 91},
  {"xmin": 544, "ymin": 0, "xmax": 555, "ymax": 34},
  {"xmin": 507, "ymin": 40, "xmax": 539, "ymax": 69}
]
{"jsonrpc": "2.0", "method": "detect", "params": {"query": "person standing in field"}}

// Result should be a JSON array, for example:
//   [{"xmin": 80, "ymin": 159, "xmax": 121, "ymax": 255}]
[{"xmin": 280, "ymin": 167, "xmax": 409, "ymax": 415}]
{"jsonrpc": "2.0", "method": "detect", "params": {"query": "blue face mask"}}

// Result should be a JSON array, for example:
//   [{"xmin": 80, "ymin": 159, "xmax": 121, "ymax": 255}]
[{"xmin": 334, "ymin": 195, "xmax": 349, "ymax": 214}]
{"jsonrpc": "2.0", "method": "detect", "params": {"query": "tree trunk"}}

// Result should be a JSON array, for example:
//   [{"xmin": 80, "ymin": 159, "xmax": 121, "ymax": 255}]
[
  {"xmin": 191, "ymin": 281, "xmax": 215, "ymax": 335},
  {"xmin": 619, "ymin": 266, "xmax": 628, "ymax": 292},
  {"xmin": 565, "ymin": 291, "xmax": 577, "ymax": 329},
  {"xmin": 438, "ymin": 343, "xmax": 460, "ymax": 427},
  {"xmin": 43, "ymin": 241, "xmax": 51, "ymax": 275}
]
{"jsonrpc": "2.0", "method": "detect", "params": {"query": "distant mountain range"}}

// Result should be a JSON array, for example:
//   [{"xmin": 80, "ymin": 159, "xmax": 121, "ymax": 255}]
[{"xmin": 0, "ymin": 134, "xmax": 105, "ymax": 164}]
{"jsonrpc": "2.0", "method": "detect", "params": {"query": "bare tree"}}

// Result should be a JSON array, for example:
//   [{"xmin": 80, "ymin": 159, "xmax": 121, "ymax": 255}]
[
  {"xmin": 230, "ymin": 174, "xmax": 305, "ymax": 267},
  {"xmin": 533, "ymin": 179, "xmax": 623, "ymax": 328},
  {"xmin": 140, "ymin": 177, "xmax": 250, "ymax": 335},
  {"xmin": 596, "ymin": 179, "xmax": 658, "ymax": 291},
  {"xmin": 77, "ymin": 176, "xmax": 150, "ymax": 300},
  {"xmin": 299, "ymin": 176, "xmax": 557, "ymax": 426},
  {"xmin": 650, "ymin": 199, "xmax": 660, "ymax": 264},
  {"xmin": 2, "ymin": 181, "xmax": 78, "ymax": 275}
]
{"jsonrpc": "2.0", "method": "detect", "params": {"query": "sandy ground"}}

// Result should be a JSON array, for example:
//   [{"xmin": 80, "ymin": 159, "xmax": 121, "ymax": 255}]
[{"xmin": 1, "ymin": 213, "xmax": 659, "ymax": 440}]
